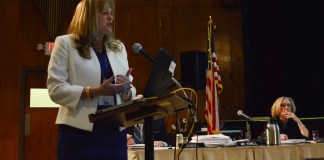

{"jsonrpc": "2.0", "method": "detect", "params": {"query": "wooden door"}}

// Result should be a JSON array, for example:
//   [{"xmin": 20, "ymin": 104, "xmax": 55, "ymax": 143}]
[{"xmin": 20, "ymin": 68, "xmax": 57, "ymax": 160}]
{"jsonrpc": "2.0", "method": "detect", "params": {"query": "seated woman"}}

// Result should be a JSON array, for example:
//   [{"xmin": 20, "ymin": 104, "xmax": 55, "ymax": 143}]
[{"xmin": 271, "ymin": 97, "xmax": 309, "ymax": 140}]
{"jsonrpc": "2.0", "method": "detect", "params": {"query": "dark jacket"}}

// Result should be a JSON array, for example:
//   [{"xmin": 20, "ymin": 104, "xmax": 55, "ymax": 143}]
[
  {"xmin": 275, "ymin": 116, "xmax": 305, "ymax": 139},
  {"xmin": 126, "ymin": 118, "xmax": 170, "ymax": 144}
]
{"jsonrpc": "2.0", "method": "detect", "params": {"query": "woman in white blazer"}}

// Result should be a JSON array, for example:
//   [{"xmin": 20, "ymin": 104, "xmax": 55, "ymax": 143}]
[{"xmin": 47, "ymin": 0, "xmax": 135, "ymax": 159}]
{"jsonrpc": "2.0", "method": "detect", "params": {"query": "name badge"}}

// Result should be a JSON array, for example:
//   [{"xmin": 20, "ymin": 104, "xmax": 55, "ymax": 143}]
[{"xmin": 98, "ymin": 96, "xmax": 115, "ymax": 106}]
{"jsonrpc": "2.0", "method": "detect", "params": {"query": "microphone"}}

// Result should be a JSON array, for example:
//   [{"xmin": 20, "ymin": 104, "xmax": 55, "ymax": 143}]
[
  {"xmin": 237, "ymin": 110, "xmax": 252, "ymax": 121},
  {"xmin": 132, "ymin": 43, "xmax": 155, "ymax": 63}
]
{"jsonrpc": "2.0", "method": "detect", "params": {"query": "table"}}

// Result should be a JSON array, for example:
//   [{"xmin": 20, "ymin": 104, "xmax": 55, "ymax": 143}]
[{"xmin": 128, "ymin": 143, "xmax": 324, "ymax": 160}]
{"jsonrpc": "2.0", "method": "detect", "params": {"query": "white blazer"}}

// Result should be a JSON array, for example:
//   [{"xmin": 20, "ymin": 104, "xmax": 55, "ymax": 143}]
[{"xmin": 47, "ymin": 34, "xmax": 136, "ymax": 131}]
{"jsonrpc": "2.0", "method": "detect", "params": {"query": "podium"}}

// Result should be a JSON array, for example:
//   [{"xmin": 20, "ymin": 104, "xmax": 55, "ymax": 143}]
[{"xmin": 89, "ymin": 93, "xmax": 190, "ymax": 160}]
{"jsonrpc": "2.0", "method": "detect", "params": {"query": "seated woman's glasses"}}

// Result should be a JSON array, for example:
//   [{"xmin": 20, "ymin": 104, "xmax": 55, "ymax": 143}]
[{"xmin": 280, "ymin": 103, "xmax": 292, "ymax": 107}]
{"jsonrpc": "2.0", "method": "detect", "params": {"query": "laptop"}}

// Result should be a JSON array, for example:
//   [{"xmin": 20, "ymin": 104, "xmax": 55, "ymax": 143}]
[{"xmin": 143, "ymin": 48, "xmax": 176, "ymax": 98}]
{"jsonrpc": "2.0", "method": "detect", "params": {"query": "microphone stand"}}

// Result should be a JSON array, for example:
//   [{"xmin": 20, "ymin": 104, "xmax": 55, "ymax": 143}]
[
  {"xmin": 240, "ymin": 116, "xmax": 265, "ymax": 144},
  {"xmin": 245, "ymin": 120, "xmax": 251, "ymax": 141},
  {"xmin": 171, "ymin": 77, "xmax": 198, "ymax": 125}
]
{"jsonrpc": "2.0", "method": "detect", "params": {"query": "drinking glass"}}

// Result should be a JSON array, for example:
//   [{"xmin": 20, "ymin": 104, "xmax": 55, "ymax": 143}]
[{"xmin": 312, "ymin": 130, "xmax": 319, "ymax": 141}]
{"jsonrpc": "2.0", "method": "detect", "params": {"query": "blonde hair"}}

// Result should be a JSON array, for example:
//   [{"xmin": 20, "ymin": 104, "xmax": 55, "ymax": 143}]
[
  {"xmin": 68, "ymin": 0, "xmax": 121, "ymax": 58},
  {"xmin": 271, "ymin": 97, "xmax": 297, "ymax": 117}
]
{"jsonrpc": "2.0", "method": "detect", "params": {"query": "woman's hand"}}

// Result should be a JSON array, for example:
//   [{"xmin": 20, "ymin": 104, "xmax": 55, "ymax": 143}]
[
  {"xmin": 100, "ymin": 76, "xmax": 132, "ymax": 95},
  {"xmin": 280, "ymin": 134, "xmax": 288, "ymax": 140},
  {"xmin": 290, "ymin": 113, "xmax": 300, "ymax": 122},
  {"xmin": 98, "ymin": 68, "xmax": 133, "ymax": 95},
  {"xmin": 90, "ymin": 68, "xmax": 133, "ymax": 100},
  {"xmin": 282, "ymin": 111, "xmax": 294, "ymax": 119},
  {"xmin": 115, "ymin": 68, "xmax": 133, "ymax": 94},
  {"xmin": 282, "ymin": 111, "xmax": 300, "ymax": 122}
]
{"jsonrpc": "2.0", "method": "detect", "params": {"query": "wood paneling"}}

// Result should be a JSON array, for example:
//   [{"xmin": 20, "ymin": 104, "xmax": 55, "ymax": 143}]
[{"xmin": 115, "ymin": 0, "xmax": 244, "ymax": 123}]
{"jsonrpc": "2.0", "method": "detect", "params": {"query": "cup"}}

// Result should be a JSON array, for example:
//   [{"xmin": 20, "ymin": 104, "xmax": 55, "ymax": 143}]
[
  {"xmin": 176, "ymin": 133, "xmax": 184, "ymax": 147},
  {"xmin": 312, "ymin": 130, "xmax": 319, "ymax": 142}
]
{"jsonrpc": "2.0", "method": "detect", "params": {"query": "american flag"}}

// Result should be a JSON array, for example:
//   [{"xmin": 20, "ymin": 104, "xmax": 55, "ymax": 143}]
[{"xmin": 205, "ymin": 17, "xmax": 223, "ymax": 134}]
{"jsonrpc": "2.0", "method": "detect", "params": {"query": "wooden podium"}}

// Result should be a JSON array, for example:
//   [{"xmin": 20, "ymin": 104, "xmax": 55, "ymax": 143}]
[{"xmin": 89, "ymin": 93, "xmax": 190, "ymax": 160}]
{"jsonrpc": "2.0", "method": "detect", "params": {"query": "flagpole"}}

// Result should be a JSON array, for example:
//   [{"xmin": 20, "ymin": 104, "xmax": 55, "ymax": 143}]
[{"xmin": 207, "ymin": 16, "xmax": 213, "ymax": 71}]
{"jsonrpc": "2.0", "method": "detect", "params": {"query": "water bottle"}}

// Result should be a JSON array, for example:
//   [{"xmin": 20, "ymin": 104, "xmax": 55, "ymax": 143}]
[{"xmin": 265, "ymin": 117, "xmax": 280, "ymax": 145}]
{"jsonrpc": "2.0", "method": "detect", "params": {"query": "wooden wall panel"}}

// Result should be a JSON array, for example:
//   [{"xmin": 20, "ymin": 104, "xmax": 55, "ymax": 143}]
[
  {"xmin": 1, "ymin": 0, "xmax": 54, "ymax": 159},
  {"xmin": 115, "ymin": 0, "xmax": 244, "ymax": 123}
]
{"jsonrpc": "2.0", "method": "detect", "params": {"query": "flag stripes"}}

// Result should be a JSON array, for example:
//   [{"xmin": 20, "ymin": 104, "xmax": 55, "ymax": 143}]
[{"xmin": 205, "ymin": 17, "xmax": 223, "ymax": 134}]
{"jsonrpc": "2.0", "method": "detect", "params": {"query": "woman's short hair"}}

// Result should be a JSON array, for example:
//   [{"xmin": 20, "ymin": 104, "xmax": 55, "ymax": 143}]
[{"xmin": 271, "ymin": 96, "xmax": 296, "ymax": 117}]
